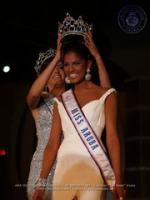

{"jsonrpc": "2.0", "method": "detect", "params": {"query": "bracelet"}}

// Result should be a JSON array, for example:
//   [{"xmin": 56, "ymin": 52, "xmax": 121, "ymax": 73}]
[{"xmin": 34, "ymin": 178, "xmax": 47, "ymax": 190}]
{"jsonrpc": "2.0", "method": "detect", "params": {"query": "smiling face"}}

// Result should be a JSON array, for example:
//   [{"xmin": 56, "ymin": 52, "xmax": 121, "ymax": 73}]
[
  {"xmin": 62, "ymin": 40, "xmax": 92, "ymax": 85},
  {"xmin": 63, "ymin": 51, "xmax": 91, "ymax": 84},
  {"xmin": 47, "ymin": 61, "xmax": 65, "ymax": 91}
]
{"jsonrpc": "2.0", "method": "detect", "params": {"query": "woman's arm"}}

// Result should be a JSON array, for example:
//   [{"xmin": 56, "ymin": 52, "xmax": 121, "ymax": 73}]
[
  {"xmin": 33, "ymin": 102, "xmax": 62, "ymax": 200},
  {"xmin": 105, "ymin": 92, "xmax": 125, "ymax": 199},
  {"xmin": 84, "ymin": 31, "xmax": 111, "ymax": 88},
  {"xmin": 27, "ymin": 34, "xmax": 62, "ymax": 110},
  {"xmin": 94, "ymin": 54, "xmax": 111, "ymax": 88},
  {"xmin": 105, "ymin": 93, "xmax": 121, "ymax": 183},
  {"xmin": 40, "ymin": 102, "xmax": 62, "ymax": 178}
]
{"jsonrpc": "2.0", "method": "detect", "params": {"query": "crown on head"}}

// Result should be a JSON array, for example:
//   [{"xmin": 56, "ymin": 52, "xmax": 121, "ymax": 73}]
[
  {"xmin": 58, "ymin": 13, "xmax": 93, "ymax": 38},
  {"xmin": 34, "ymin": 48, "xmax": 56, "ymax": 76}
]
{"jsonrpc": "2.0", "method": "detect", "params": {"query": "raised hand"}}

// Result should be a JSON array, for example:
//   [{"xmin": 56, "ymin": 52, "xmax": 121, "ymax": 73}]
[
  {"xmin": 84, "ymin": 31, "xmax": 101, "ymax": 60},
  {"xmin": 55, "ymin": 33, "xmax": 63, "ymax": 61}
]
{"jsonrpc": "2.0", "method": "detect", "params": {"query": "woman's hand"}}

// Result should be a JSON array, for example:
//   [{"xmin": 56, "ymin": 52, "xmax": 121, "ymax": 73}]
[
  {"xmin": 55, "ymin": 33, "xmax": 62, "ymax": 61},
  {"xmin": 113, "ymin": 184, "xmax": 126, "ymax": 200},
  {"xmin": 84, "ymin": 31, "xmax": 101, "ymax": 60},
  {"xmin": 33, "ymin": 188, "xmax": 45, "ymax": 200}
]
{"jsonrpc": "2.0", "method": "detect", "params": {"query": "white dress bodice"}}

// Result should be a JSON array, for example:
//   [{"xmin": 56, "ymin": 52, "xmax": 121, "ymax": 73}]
[{"xmin": 54, "ymin": 88, "xmax": 116, "ymax": 159}]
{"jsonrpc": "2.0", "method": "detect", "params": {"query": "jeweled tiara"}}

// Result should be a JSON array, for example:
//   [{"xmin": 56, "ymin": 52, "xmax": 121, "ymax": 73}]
[
  {"xmin": 34, "ymin": 48, "xmax": 56, "ymax": 76},
  {"xmin": 58, "ymin": 13, "xmax": 93, "ymax": 38}
]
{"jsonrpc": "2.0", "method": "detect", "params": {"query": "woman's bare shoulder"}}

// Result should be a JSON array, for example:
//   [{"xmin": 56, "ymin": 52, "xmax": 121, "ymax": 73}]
[{"xmin": 91, "ymin": 85, "xmax": 112, "ymax": 96}]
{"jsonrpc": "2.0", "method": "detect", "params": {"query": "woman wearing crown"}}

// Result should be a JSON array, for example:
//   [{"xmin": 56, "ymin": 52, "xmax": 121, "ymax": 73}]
[
  {"xmin": 26, "ymin": 35, "xmax": 65, "ymax": 200},
  {"xmin": 27, "ymin": 14, "xmax": 112, "ymax": 200},
  {"xmin": 33, "ymin": 13, "xmax": 125, "ymax": 200}
]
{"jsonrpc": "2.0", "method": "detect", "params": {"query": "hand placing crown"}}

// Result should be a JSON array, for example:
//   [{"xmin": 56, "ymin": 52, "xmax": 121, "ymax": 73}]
[
  {"xmin": 58, "ymin": 13, "xmax": 93, "ymax": 38},
  {"xmin": 34, "ymin": 48, "xmax": 56, "ymax": 76}
]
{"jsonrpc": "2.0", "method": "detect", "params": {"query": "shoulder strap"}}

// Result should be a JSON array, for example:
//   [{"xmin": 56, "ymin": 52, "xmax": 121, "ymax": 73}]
[
  {"xmin": 43, "ymin": 97, "xmax": 54, "ymax": 116},
  {"xmin": 101, "ymin": 88, "xmax": 117, "ymax": 103}
]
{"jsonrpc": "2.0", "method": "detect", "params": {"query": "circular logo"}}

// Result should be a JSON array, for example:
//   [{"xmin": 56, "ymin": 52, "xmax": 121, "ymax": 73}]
[{"xmin": 117, "ymin": 4, "xmax": 147, "ymax": 34}]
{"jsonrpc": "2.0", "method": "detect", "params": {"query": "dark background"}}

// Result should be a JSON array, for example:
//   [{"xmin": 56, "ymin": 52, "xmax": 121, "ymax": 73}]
[
  {"xmin": 0, "ymin": 0, "xmax": 149, "ymax": 83},
  {"xmin": 0, "ymin": 0, "xmax": 150, "ymax": 199}
]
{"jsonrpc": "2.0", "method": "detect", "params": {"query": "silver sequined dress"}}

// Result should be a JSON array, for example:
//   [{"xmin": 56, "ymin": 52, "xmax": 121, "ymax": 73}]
[{"xmin": 27, "ymin": 95, "xmax": 56, "ymax": 200}]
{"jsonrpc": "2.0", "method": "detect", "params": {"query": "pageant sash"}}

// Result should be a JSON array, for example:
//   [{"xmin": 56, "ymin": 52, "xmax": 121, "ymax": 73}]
[
  {"xmin": 43, "ymin": 96, "xmax": 54, "ymax": 116},
  {"xmin": 61, "ymin": 89, "xmax": 115, "ymax": 192}
]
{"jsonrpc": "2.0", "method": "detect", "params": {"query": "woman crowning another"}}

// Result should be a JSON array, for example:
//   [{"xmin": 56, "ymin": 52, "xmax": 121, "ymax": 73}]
[
  {"xmin": 33, "ymin": 13, "xmax": 125, "ymax": 200},
  {"xmin": 26, "ymin": 40, "xmax": 65, "ymax": 200},
  {"xmin": 27, "ymin": 13, "xmax": 112, "ymax": 200}
]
